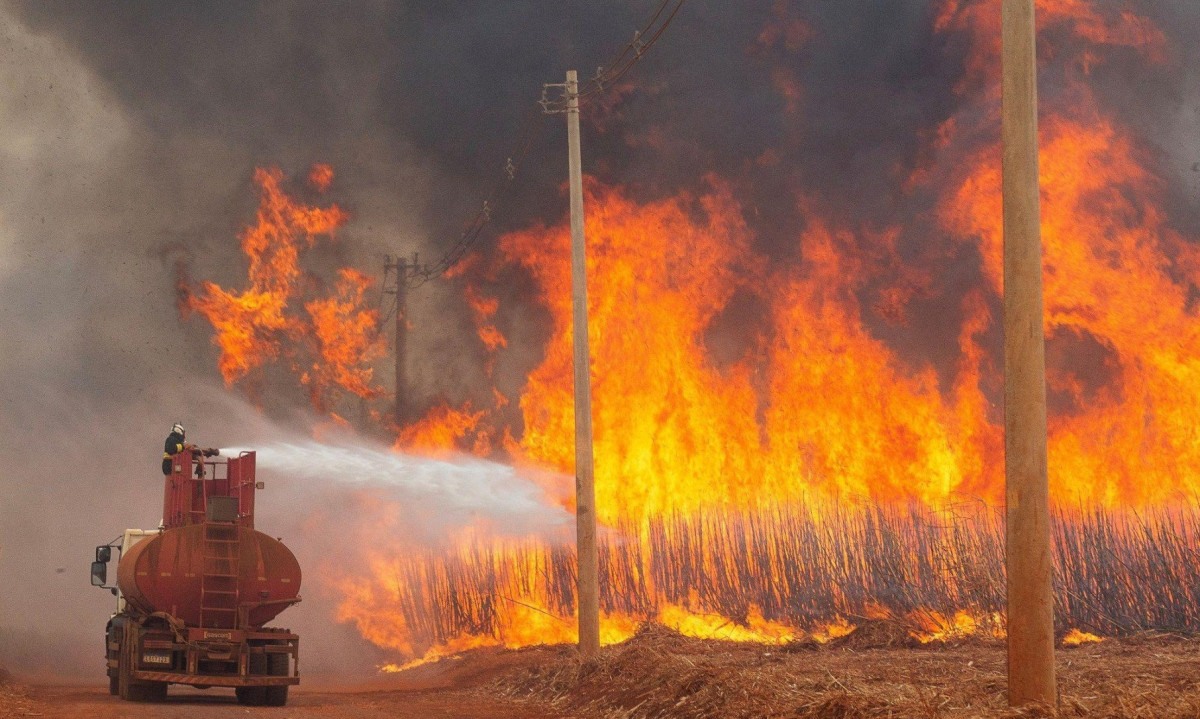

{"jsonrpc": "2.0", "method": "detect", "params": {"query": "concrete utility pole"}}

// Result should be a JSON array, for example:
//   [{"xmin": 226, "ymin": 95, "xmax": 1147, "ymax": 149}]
[
  {"xmin": 1002, "ymin": 0, "xmax": 1056, "ymax": 708},
  {"xmin": 557, "ymin": 69, "xmax": 601, "ymax": 658},
  {"xmin": 384, "ymin": 254, "xmax": 417, "ymax": 426}
]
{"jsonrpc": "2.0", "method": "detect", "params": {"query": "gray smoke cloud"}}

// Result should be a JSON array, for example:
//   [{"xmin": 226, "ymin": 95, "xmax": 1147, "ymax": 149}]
[{"xmin": 1, "ymin": 0, "xmax": 1198, "ymax": 679}]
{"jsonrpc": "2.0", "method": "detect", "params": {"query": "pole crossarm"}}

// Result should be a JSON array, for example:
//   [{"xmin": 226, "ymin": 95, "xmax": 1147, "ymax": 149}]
[{"xmin": 540, "ymin": 83, "xmax": 571, "ymax": 115}]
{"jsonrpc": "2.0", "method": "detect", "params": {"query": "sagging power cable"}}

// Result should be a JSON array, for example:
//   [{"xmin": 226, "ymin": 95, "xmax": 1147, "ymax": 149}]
[{"xmin": 403, "ymin": 0, "xmax": 688, "ymax": 290}]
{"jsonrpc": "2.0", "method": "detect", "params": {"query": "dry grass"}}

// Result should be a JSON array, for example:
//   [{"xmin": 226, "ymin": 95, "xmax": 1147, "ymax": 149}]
[
  {"xmin": 383, "ymin": 503, "xmax": 1200, "ymax": 652},
  {"xmin": 486, "ymin": 624, "xmax": 1200, "ymax": 719}
]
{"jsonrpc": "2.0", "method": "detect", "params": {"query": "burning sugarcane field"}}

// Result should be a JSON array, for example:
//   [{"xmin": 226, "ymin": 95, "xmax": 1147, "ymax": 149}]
[{"xmin": 4, "ymin": 1, "xmax": 1200, "ymax": 717}]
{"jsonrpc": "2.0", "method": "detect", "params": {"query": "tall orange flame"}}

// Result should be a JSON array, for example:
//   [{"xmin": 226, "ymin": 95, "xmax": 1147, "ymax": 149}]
[{"xmin": 184, "ymin": 165, "xmax": 382, "ymax": 413}]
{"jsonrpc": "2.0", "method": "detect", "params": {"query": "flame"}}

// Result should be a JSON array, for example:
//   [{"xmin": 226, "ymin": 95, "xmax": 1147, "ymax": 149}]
[
  {"xmin": 185, "ymin": 165, "xmax": 381, "ymax": 414},
  {"xmin": 928, "ymin": 5, "xmax": 1199, "ymax": 507},
  {"xmin": 374, "ymin": 603, "xmax": 815, "ymax": 672},
  {"xmin": 1062, "ymin": 628, "xmax": 1104, "ymax": 646},
  {"xmin": 303, "ymin": 268, "xmax": 385, "ymax": 411},
  {"xmin": 656, "ymin": 604, "xmax": 793, "ymax": 645},
  {"xmin": 308, "ymin": 163, "xmax": 335, "ymax": 192},
  {"xmin": 811, "ymin": 616, "xmax": 857, "ymax": 644},
  {"xmin": 396, "ymin": 402, "xmax": 491, "ymax": 456},
  {"xmin": 500, "ymin": 179, "xmax": 769, "ymax": 521},
  {"xmin": 934, "ymin": 0, "xmax": 1167, "ymax": 94},
  {"xmin": 464, "ymin": 284, "xmax": 507, "ymax": 354},
  {"xmin": 185, "ymin": 2, "xmax": 1200, "ymax": 666},
  {"xmin": 910, "ymin": 611, "xmax": 979, "ymax": 644}
]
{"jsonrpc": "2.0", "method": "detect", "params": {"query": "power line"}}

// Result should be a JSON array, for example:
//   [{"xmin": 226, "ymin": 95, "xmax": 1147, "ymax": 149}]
[
  {"xmin": 406, "ymin": 101, "xmax": 546, "ymax": 288},
  {"xmin": 405, "ymin": 0, "xmax": 688, "ymax": 289},
  {"xmin": 542, "ymin": 0, "xmax": 685, "ymax": 111}
]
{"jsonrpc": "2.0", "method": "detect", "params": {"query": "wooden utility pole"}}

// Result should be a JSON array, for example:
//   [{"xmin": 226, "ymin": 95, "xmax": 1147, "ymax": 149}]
[
  {"xmin": 1002, "ymin": 0, "xmax": 1056, "ymax": 708},
  {"xmin": 384, "ymin": 254, "xmax": 416, "ymax": 426},
  {"xmin": 564, "ymin": 69, "xmax": 601, "ymax": 657}
]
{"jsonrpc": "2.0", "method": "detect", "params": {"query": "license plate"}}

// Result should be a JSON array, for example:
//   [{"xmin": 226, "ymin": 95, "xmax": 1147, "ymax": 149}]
[{"xmin": 142, "ymin": 653, "xmax": 171, "ymax": 665}]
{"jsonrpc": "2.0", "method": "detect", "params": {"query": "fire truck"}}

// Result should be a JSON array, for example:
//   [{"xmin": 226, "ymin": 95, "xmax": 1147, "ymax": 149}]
[{"xmin": 90, "ymin": 448, "xmax": 301, "ymax": 705}]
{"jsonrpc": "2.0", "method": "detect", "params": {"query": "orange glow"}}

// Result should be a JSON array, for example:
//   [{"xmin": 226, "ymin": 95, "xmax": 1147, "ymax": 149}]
[
  {"xmin": 464, "ymin": 284, "xmax": 507, "ymax": 353},
  {"xmin": 811, "ymin": 616, "xmax": 857, "ymax": 644},
  {"xmin": 396, "ymin": 402, "xmax": 487, "ymax": 455},
  {"xmin": 910, "ymin": 611, "xmax": 979, "ymax": 644},
  {"xmin": 1062, "ymin": 629, "xmax": 1104, "ymax": 647},
  {"xmin": 184, "ymin": 165, "xmax": 380, "ymax": 416},
  {"xmin": 935, "ymin": 0, "xmax": 1166, "ymax": 94},
  {"xmin": 303, "ymin": 268, "xmax": 385, "ymax": 411},
  {"xmin": 501, "ymin": 179, "xmax": 768, "ymax": 521},
  {"xmin": 309, "ymin": 163, "xmax": 335, "ymax": 192},
  {"xmin": 929, "ymin": 23, "xmax": 1200, "ymax": 507}
]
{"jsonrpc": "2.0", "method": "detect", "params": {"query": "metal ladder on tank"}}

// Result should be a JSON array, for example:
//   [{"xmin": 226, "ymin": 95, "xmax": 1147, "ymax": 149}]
[{"xmin": 199, "ymin": 521, "xmax": 242, "ymax": 629}]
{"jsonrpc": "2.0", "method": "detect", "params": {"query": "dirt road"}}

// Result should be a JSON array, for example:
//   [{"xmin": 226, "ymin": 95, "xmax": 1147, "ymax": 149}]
[
  {"xmin": 1, "ymin": 683, "xmax": 554, "ymax": 719},
  {"xmin": 6, "ymin": 629, "xmax": 1200, "ymax": 718},
  {"xmin": 0, "ymin": 647, "xmax": 564, "ymax": 719}
]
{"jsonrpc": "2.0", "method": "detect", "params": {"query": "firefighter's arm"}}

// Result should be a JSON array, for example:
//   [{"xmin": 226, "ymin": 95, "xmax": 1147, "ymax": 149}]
[{"xmin": 184, "ymin": 444, "xmax": 220, "ymax": 457}]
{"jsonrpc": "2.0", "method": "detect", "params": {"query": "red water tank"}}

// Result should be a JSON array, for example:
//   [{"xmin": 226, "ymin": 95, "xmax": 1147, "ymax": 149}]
[{"xmin": 116, "ymin": 523, "xmax": 302, "ymax": 629}]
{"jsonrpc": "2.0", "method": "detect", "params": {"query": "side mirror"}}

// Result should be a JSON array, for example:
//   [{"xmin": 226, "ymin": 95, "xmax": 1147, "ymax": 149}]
[
  {"xmin": 90, "ymin": 561, "xmax": 108, "ymax": 587},
  {"xmin": 95, "ymin": 546, "xmax": 111, "ymax": 563}
]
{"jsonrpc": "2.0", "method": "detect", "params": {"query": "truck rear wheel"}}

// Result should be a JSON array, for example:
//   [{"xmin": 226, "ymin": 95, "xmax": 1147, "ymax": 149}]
[
  {"xmin": 264, "ymin": 652, "xmax": 289, "ymax": 706},
  {"xmin": 117, "ymin": 635, "xmax": 134, "ymax": 700},
  {"xmin": 116, "ymin": 625, "xmax": 167, "ymax": 702},
  {"xmin": 235, "ymin": 653, "xmax": 268, "ymax": 706},
  {"xmin": 235, "ymin": 686, "xmax": 266, "ymax": 705},
  {"xmin": 135, "ymin": 682, "xmax": 168, "ymax": 702}
]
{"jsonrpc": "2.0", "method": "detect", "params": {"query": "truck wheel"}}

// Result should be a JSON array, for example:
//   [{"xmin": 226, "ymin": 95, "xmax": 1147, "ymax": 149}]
[
  {"xmin": 264, "ymin": 652, "xmax": 289, "ymax": 707},
  {"xmin": 106, "ymin": 621, "xmax": 122, "ymax": 695},
  {"xmin": 236, "ymin": 653, "xmax": 268, "ymax": 706},
  {"xmin": 235, "ymin": 686, "xmax": 267, "ymax": 705},
  {"xmin": 117, "ymin": 626, "xmax": 166, "ymax": 702},
  {"xmin": 264, "ymin": 684, "xmax": 289, "ymax": 706},
  {"xmin": 136, "ymin": 682, "xmax": 168, "ymax": 702},
  {"xmin": 124, "ymin": 678, "xmax": 166, "ymax": 702},
  {"xmin": 117, "ymin": 637, "xmax": 134, "ymax": 701}
]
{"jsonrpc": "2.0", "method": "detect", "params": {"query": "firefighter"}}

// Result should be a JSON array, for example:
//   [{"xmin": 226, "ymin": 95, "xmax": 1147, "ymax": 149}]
[{"xmin": 162, "ymin": 422, "xmax": 186, "ymax": 475}]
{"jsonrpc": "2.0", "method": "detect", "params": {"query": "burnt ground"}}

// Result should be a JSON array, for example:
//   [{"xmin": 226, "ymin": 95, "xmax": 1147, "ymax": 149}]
[{"xmin": 3, "ymin": 624, "xmax": 1199, "ymax": 718}]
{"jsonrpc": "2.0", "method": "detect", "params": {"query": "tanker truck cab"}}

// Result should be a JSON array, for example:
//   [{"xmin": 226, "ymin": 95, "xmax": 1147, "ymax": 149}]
[
  {"xmin": 92, "ymin": 529, "xmax": 160, "ymax": 608},
  {"xmin": 90, "ymin": 449, "xmax": 301, "ymax": 706}
]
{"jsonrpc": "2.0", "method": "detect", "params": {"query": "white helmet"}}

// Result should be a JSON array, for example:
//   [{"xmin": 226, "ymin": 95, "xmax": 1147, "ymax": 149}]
[{"xmin": 172, "ymin": 422, "xmax": 185, "ymax": 436}]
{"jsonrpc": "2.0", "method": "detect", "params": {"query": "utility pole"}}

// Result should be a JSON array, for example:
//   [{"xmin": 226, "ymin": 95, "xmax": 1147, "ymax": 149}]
[
  {"xmin": 1002, "ymin": 0, "xmax": 1056, "ymax": 708},
  {"xmin": 544, "ymin": 69, "xmax": 600, "ymax": 658},
  {"xmin": 383, "ymin": 253, "xmax": 418, "ymax": 427}
]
